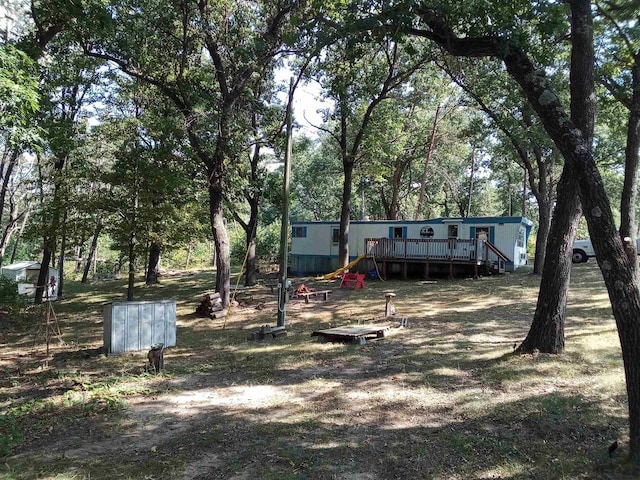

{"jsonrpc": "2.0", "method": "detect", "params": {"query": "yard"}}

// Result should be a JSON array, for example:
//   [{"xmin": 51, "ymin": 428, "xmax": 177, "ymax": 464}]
[{"xmin": 1, "ymin": 263, "xmax": 638, "ymax": 479}]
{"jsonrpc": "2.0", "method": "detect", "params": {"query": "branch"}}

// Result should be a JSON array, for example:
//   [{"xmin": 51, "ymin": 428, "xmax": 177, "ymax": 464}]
[
  {"xmin": 81, "ymin": 46, "xmax": 187, "ymax": 113},
  {"xmin": 436, "ymin": 58, "xmax": 539, "ymax": 197},
  {"xmin": 411, "ymin": 6, "xmax": 586, "ymax": 159},
  {"xmin": 595, "ymin": 1, "xmax": 636, "ymax": 54},
  {"xmin": 600, "ymin": 73, "xmax": 632, "ymax": 109},
  {"xmin": 198, "ymin": 25, "xmax": 230, "ymax": 100}
]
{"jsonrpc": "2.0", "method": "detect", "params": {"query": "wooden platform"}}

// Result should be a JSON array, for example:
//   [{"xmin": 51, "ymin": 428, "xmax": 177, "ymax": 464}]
[
  {"xmin": 311, "ymin": 324, "xmax": 391, "ymax": 344},
  {"xmin": 292, "ymin": 289, "xmax": 332, "ymax": 303}
]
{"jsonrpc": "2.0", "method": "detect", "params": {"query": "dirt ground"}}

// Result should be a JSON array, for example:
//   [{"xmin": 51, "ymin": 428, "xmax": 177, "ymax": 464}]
[{"xmin": 2, "ymin": 263, "xmax": 640, "ymax": 479}]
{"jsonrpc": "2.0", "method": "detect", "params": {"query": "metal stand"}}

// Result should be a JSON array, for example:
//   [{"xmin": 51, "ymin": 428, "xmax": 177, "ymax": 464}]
[{"xmin": 33, "ymin": 285, "xmax": 63, "ymax": 358}]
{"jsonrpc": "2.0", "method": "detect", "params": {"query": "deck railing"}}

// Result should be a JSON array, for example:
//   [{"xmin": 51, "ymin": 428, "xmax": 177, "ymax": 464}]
[{"xmin": 364, "ymin": 237, "xmax": 509, "ymax": 263}]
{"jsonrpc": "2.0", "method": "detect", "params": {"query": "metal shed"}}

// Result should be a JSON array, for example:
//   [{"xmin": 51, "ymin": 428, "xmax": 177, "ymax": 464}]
[{"xmin": 103, "ymin": 299, "xmax": 177, "ymax": 355}]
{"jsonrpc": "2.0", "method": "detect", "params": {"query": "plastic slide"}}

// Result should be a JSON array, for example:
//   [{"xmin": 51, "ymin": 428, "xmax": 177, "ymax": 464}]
[{"xmin": 323, "ymin": 254, "xmax": 366, "ymax": 280}]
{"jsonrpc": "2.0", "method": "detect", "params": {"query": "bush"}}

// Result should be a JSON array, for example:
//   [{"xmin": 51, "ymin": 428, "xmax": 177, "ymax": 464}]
[
  {"xmin": 0, "ymin": 277, "xmax": 27, "ymax": 312},
  {"xmin": 0, "ymin": 414, "xmax": 23, "ymax": 457},
  {"xmin": 231, "ymin": 222, "xmax": 282, "ymax": 266}
]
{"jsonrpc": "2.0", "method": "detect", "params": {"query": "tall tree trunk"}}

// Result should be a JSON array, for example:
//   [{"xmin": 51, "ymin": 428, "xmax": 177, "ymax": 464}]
[
  {"xmin": 245, "ymin": 239, "xmax": 257, "ymax": 285},
  {"xmin": 39, "ymin": 249, "xmax": 54, "ymax": 299},
  {"xmin": 185, "ymin": 242, "xmax": 193, "ymax": 269},
  {"xmin": 516, "ymin": 106, "xmax": 556, "ymax": 275},
  {"xmin": 509, "ymin": 186, "xmax": 513, "ymax": 216},
  {"xmin": 35, "ymin": 203, "xmax": 61, "ymax": 304},
  {"xmin": 82, "ymin": 216, "xmax": 103, "ymax": 283},
  {"xmin": 244, "ymin": 197, "xmax": 259, "ymax": 286},
  {"xmin": 387, "ymin": 157, "xmax": 409, "ymax": 220},
  {"xmin": 521, "ymin": 168, "xmax": 527, "ymax": 217},
  {"xmin": 530, "ymin": 153, "xmax": 554, "ymax": 275},
  {"xmin": 93, "ymin": 242, "xmax": 98, "ymax": 276},
  {"xmin": 517, "ymin": 169, "xmax": 581, "ymax": 353},
  {"xmin": 240, "ymin": 138, "xmax": 262, "ymax": 287},
  {"xmin": 210, "ymin": 182, "xmax": 230, "ymax": 307},
  {"xmin": 75, "ymin": 246, "xmax": 83, "ymax": 272},
  {"xmin": 34, "ymin": 81, "xmax": 81, "ymax": 302},
  {"xmin": 127, "ymin": 229, "xmax": 135, "ymax": 301},
  {"xmin": 333, "ymin": 45, "xmax": 415, "ymax": 267},
  {"xmin": 518, "ymin": 0, "xmax": 594, "ymax": 353},
  {"xmin": 126, "ymin": 190, "xmax": 138, "ymax": 301},
  {"xmin": 116, "ymin": 253, "xmax": 124, "ymax": 275},
  {"xmin": 0, "ymin": 204, "xmax": 18, "ymax": 266},
  {"xmin": 619, "ymin": 56, "xmax": 640, "ymax": 277},
  {"xmin": 9, "ymin": 207, "xmax": 30, "ymax": 264},
  {"xmin": 415, "ymin": 105, "xmax": 440, "ymax": 219},
  {"xmin": 0, "ymin": 150, "xmax": 18, "ymax": 229},
  {"xmin": 57, "ymin": 209, "xmax": 68, "ymax": 299},
  {"xmin": 466, "ymin": 150, "xmax": 476, "ymax": 217},
  {"xmin": 506, "ymin": 169, "xmax": 513, "ymax": 216},
  {"xmin": 533, "ymin": 200, "xmax": 552, "ymax": 274},
  {"xmin": 339, "ymin": 160, "xmax": 354, "ymax": 268},
  {"xmin": 567, "ymin": 1, "xmax": 596, "ymax": 146},
  {"xmin": 453, "ymin": 2, "xmax": 640, "ymax": 458},
  {"xmin": 145, "ymin": 241, "xmax": 161, "ymax": 285},
  {"xmin": 460, "ymin": 7, "xmax": 640, "ymax": 456}
]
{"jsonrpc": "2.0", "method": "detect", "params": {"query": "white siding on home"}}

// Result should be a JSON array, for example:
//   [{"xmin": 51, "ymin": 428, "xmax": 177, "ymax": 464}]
[
  {"xmin": 291, "ymin": 223, "xmax": 334, "ymax": 256},
  {"xmin": 291, "ymin": 217, "xmax": 532, "ymax": 273}
]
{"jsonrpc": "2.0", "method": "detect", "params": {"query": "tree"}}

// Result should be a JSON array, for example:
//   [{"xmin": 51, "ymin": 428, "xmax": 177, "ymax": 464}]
[
  {"xmin": 311, "ymin": 36, "xmax": 430, "ymax": 266},
  {"xmin": 32, "ymin": 45, "xmax": 99, "ymax": 302},
  {"xmin": 439, "ymin": 57, "xmax": 561, "ymax": 273},
  {"xmin": 225, "ymin": 76, "xmax": 287, "ymax": 286},
  {"xmin": 597, "ymin": 1, "xmax": 640, "ymax": 277},
  {"xmin": 0, "ymin": 45, "xmax": 39, "ymax": 266},
  {"xmin": 412, "ymin": 70, "xmax": 463, "ymax": 220},
  {"xmin": 401, "ymin": 0, "xmax": 640, "ymax": 461},
  {"xmin": 517, "ymin": 0, "xmax": 595, "ymax": 354},
  {"xmin": 290, "ymin": 135, "xmax": 342, "ymax": 221},
  {"xmin": 356, "ymin": 69, "xmax": 467, "ymax": 221},
  {"xmin": 93, "ymin": 82, "xmax": 202, "ymax": 298},
  {"xmin": 76, "ymin": 0, "xmax": 303, "ymax": 306}
]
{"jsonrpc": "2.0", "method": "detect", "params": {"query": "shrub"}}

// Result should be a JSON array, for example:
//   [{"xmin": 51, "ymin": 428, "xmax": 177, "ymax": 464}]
[
  {"xmin": 0, "ymin": 414, "xmax": 23, "ymax": 457},
  {"xmin": 231, "ymin": 222, "xmax": 282, "ymax": 266},
  {"xmin": 0, "ymin": 277, "xmax": 27, "ymax": 312}
]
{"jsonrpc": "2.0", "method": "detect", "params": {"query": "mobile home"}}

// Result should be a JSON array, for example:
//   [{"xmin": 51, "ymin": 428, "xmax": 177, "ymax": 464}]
[
  {"xmin": 290, "ymin": 216, "xmax": 533, "ymax": 277},
  {"xmin": 0, "ymin": 261, "xmax": 59, "ymax": 300}
]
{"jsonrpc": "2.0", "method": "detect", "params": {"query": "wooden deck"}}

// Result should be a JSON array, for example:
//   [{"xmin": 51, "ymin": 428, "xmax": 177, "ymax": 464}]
[
  {"xmin": 311, "ymin": 324, "xmax": 391, "ymax": 344},
  {"xmin": 365, "ymin": 237, "xmax": 510, "ymax": 279}
]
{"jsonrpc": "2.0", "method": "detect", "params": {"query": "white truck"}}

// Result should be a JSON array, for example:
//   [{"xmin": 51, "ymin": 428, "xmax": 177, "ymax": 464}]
[{"xmin": 572, "ymin": 237, "xmax": 640, "ymax": 263}]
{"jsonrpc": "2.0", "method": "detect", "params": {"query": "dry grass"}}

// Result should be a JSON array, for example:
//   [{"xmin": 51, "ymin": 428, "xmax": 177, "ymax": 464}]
[{"xmin": 1, "ymin": 262, "xmax": 639, "ymax": 479}]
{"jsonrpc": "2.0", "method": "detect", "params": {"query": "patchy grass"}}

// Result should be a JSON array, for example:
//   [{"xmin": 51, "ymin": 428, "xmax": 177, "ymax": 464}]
[{"xmin": 1, "ymin": 263, "xmax": 639, "ymax": 479}]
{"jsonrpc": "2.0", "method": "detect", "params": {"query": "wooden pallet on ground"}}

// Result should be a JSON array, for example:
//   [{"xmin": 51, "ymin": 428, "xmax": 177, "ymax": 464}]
[{"xmin": 311, "ymin": 324, "xmax": 391, "ymax": 345}]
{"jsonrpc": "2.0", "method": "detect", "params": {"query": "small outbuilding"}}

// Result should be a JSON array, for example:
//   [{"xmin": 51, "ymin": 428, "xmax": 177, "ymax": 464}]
[
  {"xmin": 290, "ymin": 216, "xmax": 533, "ymax": 278},
  {"xmin": 0, "ymin": 261, "xmax": 59, "ymax": 300}
]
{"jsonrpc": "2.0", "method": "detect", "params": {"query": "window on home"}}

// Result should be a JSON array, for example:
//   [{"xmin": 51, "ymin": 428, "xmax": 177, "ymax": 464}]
[
  {"xmin": 448, "ymin": 225, "xmax": 459, "ymax": 238},
  {"xmin": 420, "ymin": 226, "xmax": 434, "ymax": 238},
  {"xmin": 393, "ymin": 227, "xmax": 404, "ymax": 239},
  {"xmin": 292, "ymin": 226, "xmax": 307, "ymax": 238},
  {"xmin": 517, "ymin": 227, "xmax": 525, "ymax": 247},
  {"xmin": 332, "ymin": 228, "xmax": 339, "ymax": 244}
]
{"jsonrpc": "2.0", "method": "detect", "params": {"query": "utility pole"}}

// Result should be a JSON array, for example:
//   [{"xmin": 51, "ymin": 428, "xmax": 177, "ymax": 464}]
[{"xmin": 277, "ymin": 79, "xmax": 294, "ymax": 327}]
